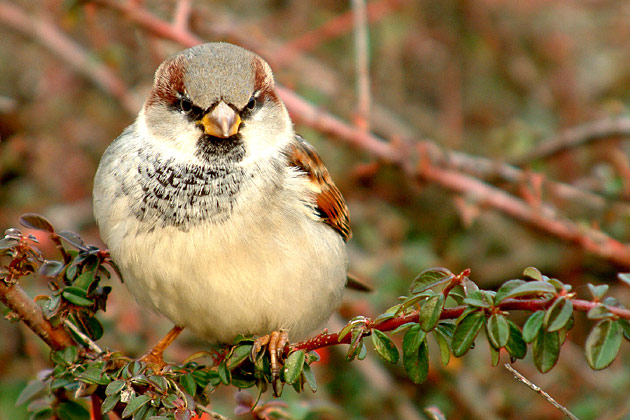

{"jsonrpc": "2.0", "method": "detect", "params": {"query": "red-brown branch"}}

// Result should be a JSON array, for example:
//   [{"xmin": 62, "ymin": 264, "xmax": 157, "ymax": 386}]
[
  {"xmin": 0, "ymin": 281, "xmax": 75, "ymax": 350},
  {"xmin": 291, "ymin": 297, "xmax": 630, "ymax": 353}
]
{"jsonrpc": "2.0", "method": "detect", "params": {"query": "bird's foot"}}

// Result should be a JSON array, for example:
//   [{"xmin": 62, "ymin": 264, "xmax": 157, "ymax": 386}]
[
  {"xmin": 251, "ymin": 330, "xmax": 289, "ymax": 396},
  {"xmin": 139, "ymin": 325, "xmax": 184, "ymax": 373}
]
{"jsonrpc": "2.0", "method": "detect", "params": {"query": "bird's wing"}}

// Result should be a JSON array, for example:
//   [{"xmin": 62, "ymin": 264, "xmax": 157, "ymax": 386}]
[{"xmin": 285, "ymin": 135, "xmax": 352, "ymax": 242}]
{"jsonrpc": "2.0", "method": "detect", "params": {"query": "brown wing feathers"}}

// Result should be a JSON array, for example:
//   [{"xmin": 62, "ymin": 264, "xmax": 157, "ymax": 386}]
[{"xmin": 285, "ymin": 135, "xmax": 352, "ymax": 242}]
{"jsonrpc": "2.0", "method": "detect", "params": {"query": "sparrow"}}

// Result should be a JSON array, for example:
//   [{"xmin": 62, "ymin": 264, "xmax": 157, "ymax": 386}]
[{"xmin": 92, "ymin": 42, "xmax": 351, "ymax": 376}]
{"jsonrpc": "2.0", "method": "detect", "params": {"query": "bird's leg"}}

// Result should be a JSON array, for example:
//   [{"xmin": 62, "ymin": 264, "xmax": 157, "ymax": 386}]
[
  {"xmin": 251, "ymin": 330, "xmax": 290, "ymax": 396},
  {"xmin": 140, "ymin": 325, "xmax": 184, "ymax": 372}
]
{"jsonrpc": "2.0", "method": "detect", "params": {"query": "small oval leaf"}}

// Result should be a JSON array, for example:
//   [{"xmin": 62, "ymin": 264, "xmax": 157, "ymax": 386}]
[
  {"xmin": 283, "ymin": 350, "xmax": 306, "ymax": 384},
  {"xmin": 20, "ymin": 213, "xmax": 55, "ymax": 232},
  {"xmin": 486, "ymin": 314, "xmax": 509, "ymax": 349},
  {"xmin": 410, "ymin": 267, "xmax": 454, "ymax": 294},
  {"xmin": 533, "ymin": 329, "xmax": 559, "ymax": 373},
  {"xmin": 419, "ymin": 294, "xmax": 445, "ymax": 332},
  {"xmin": 452, "ymin": 311, "xmax": 485, "ymax": 357},
  {"xmin": 500, "ymin": 281, "xmax": 555, "ymax": 300},
  {"xmin": 522, "ymin": 311, "xmax": 545, "ymax": 343},
  {"xmin": 585, "ymin": 319, "xmax": 622, "ymax": 370},
  {"xmin": 544, "ymin": 297, "xmax": 573, "ymax": 332},
  {"xmin": 505, "ymin": 320, "xmax": 527, "ymax": 360},
  {"xmin": 371, "ymin": 330, "xmax": 399, "ymax": 364}
]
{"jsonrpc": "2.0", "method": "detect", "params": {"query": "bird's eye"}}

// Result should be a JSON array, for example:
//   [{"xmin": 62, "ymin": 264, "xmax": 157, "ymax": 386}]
[
  {"xmin": 179, "ymin": 97, "xmax": 193, "ymax": 113},
  {"xmin": 245, "ymin": 95, "xmax": 256, "ymax": 111}
]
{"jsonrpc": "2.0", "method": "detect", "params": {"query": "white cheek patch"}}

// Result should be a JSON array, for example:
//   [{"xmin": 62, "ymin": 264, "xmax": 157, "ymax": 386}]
[
  {"xmin": 239, "ymin": 104, "xmax": 293, "ymax": 166},
  {"xmin": 138, "ymin": 109, "xmax": 203, "ymax": 163}
]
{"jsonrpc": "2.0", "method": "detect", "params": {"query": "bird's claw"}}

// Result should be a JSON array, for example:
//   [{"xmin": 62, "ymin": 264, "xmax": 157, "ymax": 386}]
[{"xmin": 250, "ymin": 330, "xmax": 290, "ymax": 396}]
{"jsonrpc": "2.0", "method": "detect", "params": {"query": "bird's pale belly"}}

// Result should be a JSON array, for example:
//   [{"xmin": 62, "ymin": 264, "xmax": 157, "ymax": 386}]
[{"xmin": 111, "ymin": 213, "xmax": 347, "ymax": 344}]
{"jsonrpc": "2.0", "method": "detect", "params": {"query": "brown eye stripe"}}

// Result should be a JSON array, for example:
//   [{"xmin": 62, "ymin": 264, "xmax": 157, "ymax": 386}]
[
  {"xmin": 252, "ymin": 58, "xmax": 279, "ymax": 105},
  {"xmin": 145, "ymin": 56, "xmax": 186, "ymax": 108}
]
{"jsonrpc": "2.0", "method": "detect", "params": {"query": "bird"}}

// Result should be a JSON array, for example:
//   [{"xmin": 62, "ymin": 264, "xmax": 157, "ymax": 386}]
[{"xmin": 92, "ymin": 42, "xmax": 351, "ymax": 381}]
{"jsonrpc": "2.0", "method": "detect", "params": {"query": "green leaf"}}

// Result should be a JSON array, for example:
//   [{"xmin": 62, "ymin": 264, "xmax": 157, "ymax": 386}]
[
  {"xmin": 101, "ymin": 394, "xmax": 120, "ymax": 414},
  {"xmin": 391, "ymin": 322, "xmax": 416, "ymax": 336},
  {"xmin": 434, "ymin": 329, "xmax": 451, "ymax": 366},
  {"xmin": 523, "ymin": 267, "xmax": 543, "ymax": 281},
  {"xmin": 39, "ymin": 261, "xmax": 65, "ymax": 278},
  {"xmin": 218, "ymin": 360, "xmax": 231, "ymax": 385},
  {"xmin": 489, "ymin": 344, "xmax": 500, "ymax": 366},
  {"xmin": 16, "ymin": 380, "xmax": 46, "ymax": 406},
  {"xmin": 84, "ymin": 317, "xmax": 104, "ymax": 341},
  {"xmin": 403, "ymin": 325, "xmax": 429, "ymax": 383},
  {"xmin": 585, "ymin": 319, "xmax": 623, "ymax": 370},
  {"xmin": 419, "ymin": 294, "xmax": 445, "ymax": 331},
  {"xmin": 494, "ymin": 279, "xmax": 526, "ymax": 304},
  {"xmin": 544, "ymin": 297, "xmax": 573, "ymax": 332},
  {"xmin": 57, "ymin": 230, "xmax": 88, "ymax": 251},
  {"xmin": 105, "ymin": 380, "xmax": 125, "ymax": 396},
  {"xmin": 587, "ymin": 283, "xmax": 609, "ymax": 299},
  {"xmin": 587, "ymin": 304, "xmax": 614, "ymax": 320},
  {"xmin": 410, "ymin": 267, "xmax": 454, "ymax": 294},
  {"xmin": 20, "ymin": 213, "xmax": 55, "ymax": 232},
  {"xmin": 408, "ymin": 340, "xmax": 429, "ymax": 384},
  {"xmin": 227, "ymin": 344, "xmax": 252, "ymax": 370},
  {"xmin": 533, "ymin": 329, "xmax": 559, "ymax": 373},
  {"xmin": 74, "ymin": 271, "xmax": 95, "ymax": 290},
  {"xmin": 78, "ymin": 366, "xmax": 109, "ymax": 385},
  {"xmin": 452, "ymin": 311, "xmax": 484, "ymax": 357},
  {"xmin": 179, "ymin": 373, "xmax": 197, "ymax": 395},
  {"xmin": 283, "ymin": 350, "xmax": 305, "ymax": 385},
  {"xmin": 121, "ymin": 394, "xmax": 150, "ymax": 418},
  {"xmin": 505, "ymin": 320, "xmax": 527, "ymax": 360},
  {"xmin": 371, "ymin": 330, "xmax": 399, "ymax": 364},
  {"xmin": 403, "ymin": 325, "xmax": 426, "ymax": 356},
  {"xmin": 486, "ymin": 314, "xmax": 509, "ymax": 349},
  {"xmin": 499, "ymin": 281, "xmax": 555, "ymax": 301},
  {"xmin": 462, "ymin": 290, "xmax": 491, "ymax": 308},
  {"xmin": 56, "ymin": 401, "xmax": 90, "ymax": 420},
  {"xmin": 302, "ymin": 363, "xmax": 317, "ymax": 392},
  {"xmin": 62, "ymin": 287, "xmax": 94, "ymax": 307},
  {"xmin": 51, "ymin": 346, "xmax": 78, "ymax": 366},
  {"xmin": 522, "ymin": 311, "xmax": 545, "ymax": 343}
]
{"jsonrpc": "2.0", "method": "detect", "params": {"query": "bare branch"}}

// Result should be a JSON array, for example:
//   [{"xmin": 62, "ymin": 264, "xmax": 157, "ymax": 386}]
[
  {"xmin": 513, "ymin": 117, "xmax": 630, "ymax": 165},
  {"xmin": 173, "ymin": 0, "xmax": 192, "ymax": 33},
  {"xmin": 504, "ymin": 364, "xmax": 581, "ymax": 420},
  {"xmin": 352, "ymin": 0, "xmax": 371, "ymax": 131}
]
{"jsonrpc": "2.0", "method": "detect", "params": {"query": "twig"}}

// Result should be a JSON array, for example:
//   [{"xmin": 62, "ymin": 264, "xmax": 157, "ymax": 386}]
[
  {"xmin": 273, "ymin": 0, "xmax": 404, "ymax": 66},
  {"xmin": 64, "ymin": 319, "xmax": 103, "ymax": 354},
  {"xmin": 0, "ymin": 281, "xmax": 75, "ymax": 350},
  {"xmin": 504, "ymin": 364, "xmax": 581, "ymax": 420},
  {"xmin": 513, "ymin": 117, "xmax": 630, "ymax": 165},
  {"xmin": 352, "ymin": 0, "xmax": 371, "ymax": 131},
  {"xmin": 172, "ymin": 0, "xmax": 192, "ymax": 32},
  {"xmin": 0, "ymin": 2, "xmax": 140, "ymax": 115}
]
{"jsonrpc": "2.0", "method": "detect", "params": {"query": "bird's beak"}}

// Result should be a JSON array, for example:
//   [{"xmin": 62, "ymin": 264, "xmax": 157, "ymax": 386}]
[{"xmin": 198, "ymin": 101, "xmax": 241, "ymax": 138}]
